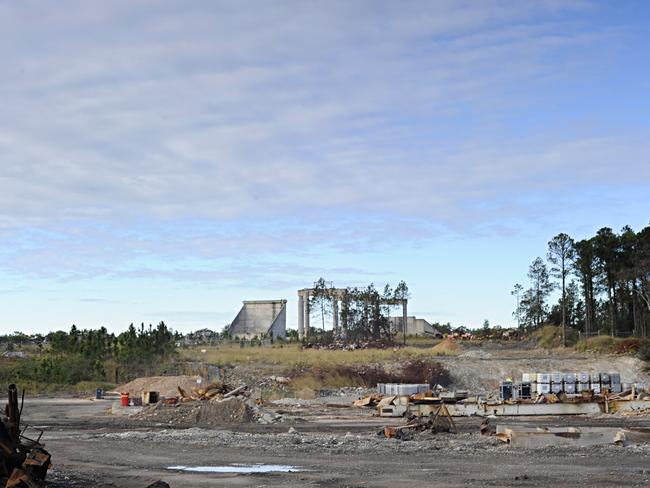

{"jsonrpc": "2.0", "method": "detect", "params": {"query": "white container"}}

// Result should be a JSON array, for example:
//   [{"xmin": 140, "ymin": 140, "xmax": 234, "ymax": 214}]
[
  {"xmin": 522, "ymin": 373, "xmax": 532, "ymax": 383},
  {"xmin": 537, "ymin": 373, "xmax": 550, "ymax": 384},
  {"xmin": 578, "ymin": 372, "xmax": 590, "ymax": 383},
  {"xmin": 592, "ymin": 384, "xmax": 601, "ymax": 394},
  {"xmin": 537, "ymin": 383, "xmax": 551, "ymax": 395},
  {"xmin": 578, "ymin": 383, "xmax": 590, "ymax": 392},
  {"xmin": 600, "ymin": 373, "xmax": 610, "ymax": 387},
  {"xmin": 551, "ymin": 372, "xmax": 563, "ymax": 384},
  {"xmin": 564, "ymin": 383, "xmax": 576, "ymax": 394},
  {"xmin": 610, "ymin": 373, "xmax": 621, "ymax": 385},
  {"xmin": 563, "ymin": 373, "xmax": 576, "ymax": 383},
  {"xmin": 551, "ymin": 383, "xmax": 562, "ymax": 394}
]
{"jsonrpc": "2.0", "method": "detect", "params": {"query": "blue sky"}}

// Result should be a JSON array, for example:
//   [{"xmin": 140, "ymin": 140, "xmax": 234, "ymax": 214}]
[{"xmin": 1, "ymin": 0, "xmax": 649, "ymax": 334}]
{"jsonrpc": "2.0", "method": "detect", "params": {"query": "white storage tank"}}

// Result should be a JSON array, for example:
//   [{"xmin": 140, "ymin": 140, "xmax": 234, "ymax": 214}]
[
  {"xmin": 600, "ymin": 373, "xmax": 611, "ymax": 389},
  {"xmin": 578, "ymin": 372, "xmax": 590, "ymax": 383},
  {"xmin": 590, "ymin": 372, "xmax": 600, "ymax": 383}
]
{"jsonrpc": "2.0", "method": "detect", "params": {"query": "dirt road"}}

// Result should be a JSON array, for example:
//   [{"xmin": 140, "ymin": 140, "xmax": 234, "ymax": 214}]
[{"xmin": 21, "ymin": 397, "xmax": 650, "ymax": 487}]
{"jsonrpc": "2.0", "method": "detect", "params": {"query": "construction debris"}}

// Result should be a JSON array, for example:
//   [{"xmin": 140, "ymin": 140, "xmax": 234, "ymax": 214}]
[
  {"xmin": 176, "ymin": 382, "xmax": 242, "ymax": 402},
  {"xmin": 495, "ymin": 425, "xmax": 650, "ymax": 448},
  {"xmin": 132, "ymin": 381, "xmax": 283, "ymax": 426},
  {"xmin": 380, "ymin": 403, "xmax": 457, "ymax": 439},
  {"xmin": 0, "ymin": 384, "xmax": 52, "ymax": 488},
  {"xmin": 361, "ymin": 378, "xmax": 650, "ymax": 418},
  {"xmin": 352, "ymin": 395, "xmax": 381, "ymax": 408},
  {"xmin": 479, "ymin": 418, "xmax": 494, "ymax": 436}
]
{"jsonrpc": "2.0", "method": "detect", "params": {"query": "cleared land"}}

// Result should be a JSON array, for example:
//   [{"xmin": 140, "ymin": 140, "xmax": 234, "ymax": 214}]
[
  {"xmin": 12, "ymin": 342, "xmax": 649, "ymax": 487},
  {"xmin": 22, "ymin": 395, "xmax": 650, "ymax": 487}
]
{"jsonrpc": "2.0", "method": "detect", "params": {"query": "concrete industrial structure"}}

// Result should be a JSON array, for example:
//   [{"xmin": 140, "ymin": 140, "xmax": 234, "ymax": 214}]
[
  {"xmin": 227, "ymin": 300, "xmax": 287, "ymax": 339},
  {"xmin": 297, "ymin": 287, "xmax": 408, "ymax": 340},
  {"xmin": 388, "ymin": 316, "xmax": 444, "ymax": 337}
]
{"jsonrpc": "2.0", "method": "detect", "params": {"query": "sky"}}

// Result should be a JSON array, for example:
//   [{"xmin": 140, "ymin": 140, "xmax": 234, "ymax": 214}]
[{"xmin": 1, "ymin": 0, "xmax": 649, "ymax": 335}]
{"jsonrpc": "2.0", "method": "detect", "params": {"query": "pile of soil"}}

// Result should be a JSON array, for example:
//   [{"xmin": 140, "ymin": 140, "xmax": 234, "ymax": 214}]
[
  {"xmin": 119, "ymin": 375, "xmax": 201, "ymax": 397},
  {"xmin": 431, "ymin": 339, "xmax": 462, "ymax": 356},
  {"xmin": 197, "ymin": 397, "xmax": 254, "ymax": 424},
  {"xmin": 133, "ymin": 397, "xmax": 282, "ymax": 426}
]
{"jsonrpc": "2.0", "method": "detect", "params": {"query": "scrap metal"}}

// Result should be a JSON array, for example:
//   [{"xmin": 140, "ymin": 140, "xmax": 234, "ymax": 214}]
[{"xmin": 0, "ymin": 384, "xmax": 51, "ymax": 488}]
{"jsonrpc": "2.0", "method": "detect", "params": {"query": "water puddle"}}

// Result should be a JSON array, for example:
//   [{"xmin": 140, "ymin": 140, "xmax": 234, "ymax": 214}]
[{"xmin": 167, "ymin": 464, "xmax": 303, "ymax": 474}]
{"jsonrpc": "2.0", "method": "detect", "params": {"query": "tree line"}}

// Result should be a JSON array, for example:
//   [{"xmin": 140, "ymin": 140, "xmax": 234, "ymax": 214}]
[
  {"xmin": 309, "ymin": 278, "xmax": 409, "ymax": 343},
  {"xmin": 513, "ymin": 225, "xmax": 650, "ymax": 345},
  {"xmin": 1, "ymin": 322, "xmax": 179, "ymax": 386}
]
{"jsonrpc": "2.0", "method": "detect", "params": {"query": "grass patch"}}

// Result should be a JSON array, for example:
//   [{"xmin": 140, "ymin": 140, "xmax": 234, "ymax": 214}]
[
  {"xmin": 404, "ymin": 337, "xmax": 440, "ymax": 347},
  {"xmin": 575, "ymin": 335, "xmax": 617, "ymax": 353},
  {"xmin": 182, "ymin": 344, "xmax": 452, "ymax": 394},
  {"xmin": 285, "ymin": 359, "xmax": 451, "ymax": 394},
  {"xmin": 534, "ymin": 325, "xmax": 578, "ymax": 349},
  {"xmin": 180, "ymin": 343, "xmax": 430, "ymax": 367}
]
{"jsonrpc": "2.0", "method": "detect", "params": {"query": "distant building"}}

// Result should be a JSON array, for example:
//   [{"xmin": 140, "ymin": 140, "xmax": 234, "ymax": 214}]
[
  {"xmin": 227, "ymin": 300, "xmax": 287, "ymax": 339},
  {"xmin": 389, "ymin": 316, "xmax": 443, "ymax": 338}
]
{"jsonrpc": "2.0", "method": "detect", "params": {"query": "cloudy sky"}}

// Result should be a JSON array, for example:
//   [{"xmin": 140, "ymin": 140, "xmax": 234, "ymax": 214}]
[{"xmin": 1, "ymin": 0, "xmax": 649, "ymax": 334}]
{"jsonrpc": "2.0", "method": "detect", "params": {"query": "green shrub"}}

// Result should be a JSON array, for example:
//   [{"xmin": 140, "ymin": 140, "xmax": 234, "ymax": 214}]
[{"xmin": 575, "ymin": 335, "xmax": 616, "ymax": 353}]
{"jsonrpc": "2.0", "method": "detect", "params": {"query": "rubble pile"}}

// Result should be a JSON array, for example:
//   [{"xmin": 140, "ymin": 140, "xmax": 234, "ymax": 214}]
[
  {"xmin": 134, "ymin": 382, "xmax": 283, "ymax": 426},
  {"xmin": 302, "ymin": 340, "xmax": 393, "ymax": 351}
]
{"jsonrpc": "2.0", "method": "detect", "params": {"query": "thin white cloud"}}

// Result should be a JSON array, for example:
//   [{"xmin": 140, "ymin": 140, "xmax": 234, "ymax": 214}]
[{"xmin": 0, "ymin": 0, "xmax": 647, "ymax": 283}]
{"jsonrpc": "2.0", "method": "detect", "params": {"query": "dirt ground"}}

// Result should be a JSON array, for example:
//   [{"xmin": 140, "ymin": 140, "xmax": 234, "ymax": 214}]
[
  {"xmin": 440, "ymin": 348, "xmax": 650, "ymax": 393},
  {"xmin": 20, "ymin": 396, "xmax": 650, "ymax": 488}
]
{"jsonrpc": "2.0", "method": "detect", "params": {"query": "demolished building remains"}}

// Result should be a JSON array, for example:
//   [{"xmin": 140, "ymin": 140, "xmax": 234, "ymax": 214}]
[{"xmin": 227, "ymin": 300, "xmax": 287, "ymax": 339}]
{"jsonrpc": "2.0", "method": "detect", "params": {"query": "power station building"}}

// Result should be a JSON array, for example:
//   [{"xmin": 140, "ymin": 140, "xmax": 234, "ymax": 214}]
[
  {"xmin": 389, "ymin": 316, "xmax": 444, "ymax": 337},
  {"xmin": 227, "ymin": 300, "xmax": 287, "ymax": 339}
]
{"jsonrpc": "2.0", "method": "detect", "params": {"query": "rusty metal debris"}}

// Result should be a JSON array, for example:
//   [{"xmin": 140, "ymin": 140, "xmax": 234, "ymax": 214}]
[
  {"xmin": 381, "ymin": 402, "xmax": 457, "ymax": 439},
  {"xmin": 479, "ymin": 418, "xmax": 494, "ymax": 436},
  {"xmin": 176, "ymin": 383, "xmax": 248, "ymax": 403},
  {"xmin": 352, "ymin": 395, "xmax": 381, "ymax": 408},
  {"xmin": 0, "ymin": 384, "xmax": 51, "ymax": 488}
]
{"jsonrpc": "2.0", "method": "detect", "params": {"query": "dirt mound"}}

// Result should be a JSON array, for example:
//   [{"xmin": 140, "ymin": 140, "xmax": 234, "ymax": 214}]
[
  {"xmin": 436, "ymin": 352, "xmax": 650, "ymax": 393},
  {"xmin": 431, "ymin": 339, "xmax": 462, "ymax": 356},
  {"xmin": 119, "ymin": 375, "xmax": 201, "ymax": 397},
  {"xmin": 197, "ymin": 397, "xmax": 254, "ymax": 424},
  {"xmin": 134, "ymin": 396, "xmax": 282, "ymax": 426}
]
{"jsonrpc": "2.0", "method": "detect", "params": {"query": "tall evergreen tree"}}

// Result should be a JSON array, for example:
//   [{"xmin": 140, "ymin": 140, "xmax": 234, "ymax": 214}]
[
  {"xmin": 524, "ymin": 257, "xmax": 554, "ymax": 328},
  {"xmin": 593, "ymin": 228, "xmax": 621, "ymax": 337},
  {"xmin": 573, "ymin": 239, "xmax": 598, "ymax": 336},
  {"xmin": 547, "ymin": 233, "xmax": 575, "ymax": 346}
]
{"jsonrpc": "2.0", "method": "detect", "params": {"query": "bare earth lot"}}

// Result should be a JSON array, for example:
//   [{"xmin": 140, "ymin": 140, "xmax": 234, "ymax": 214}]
[{"xmin": 22, "ymin": 397, "xmax": 650, "ymax": 488}]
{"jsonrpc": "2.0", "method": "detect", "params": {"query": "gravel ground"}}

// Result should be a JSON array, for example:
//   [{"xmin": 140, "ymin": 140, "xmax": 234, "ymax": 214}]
[{"xmin": 15, "ymin": 396, "xmax": 650, "ymax": 487}]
